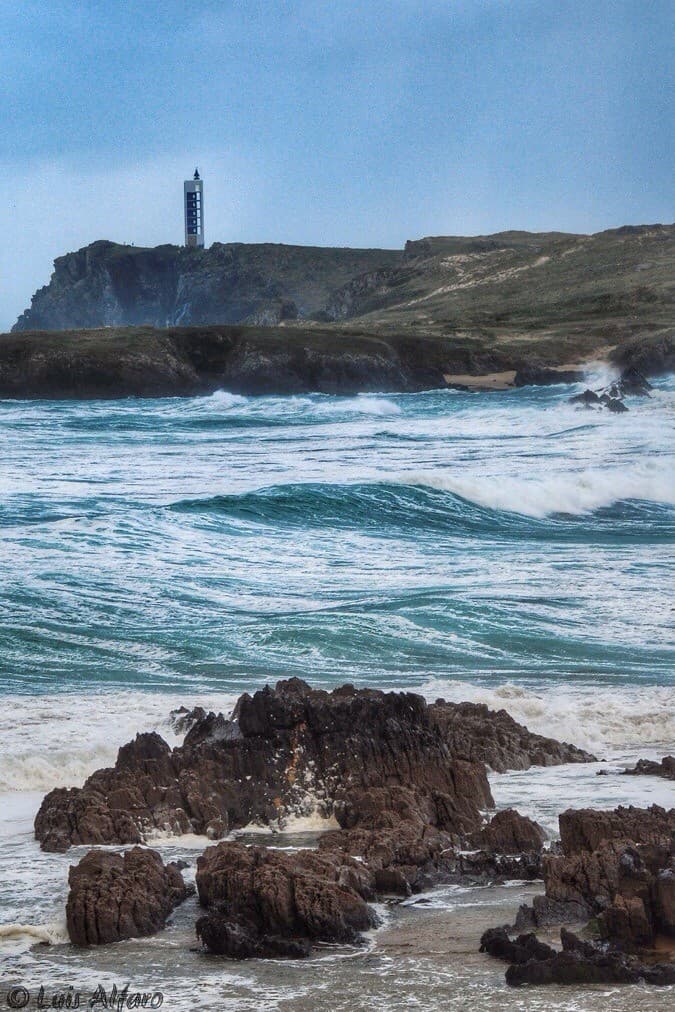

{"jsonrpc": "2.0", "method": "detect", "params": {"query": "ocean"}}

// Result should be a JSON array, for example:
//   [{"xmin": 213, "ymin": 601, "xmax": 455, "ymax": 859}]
[{"xmin": 1, "ymin": 371, "xmax": 673, "ymax": 1010}]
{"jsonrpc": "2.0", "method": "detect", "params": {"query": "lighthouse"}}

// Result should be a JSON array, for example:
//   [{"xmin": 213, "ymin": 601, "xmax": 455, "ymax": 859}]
[{"xmin": 184, "ymin": 168, "xmax": 204, "ymax": 247}]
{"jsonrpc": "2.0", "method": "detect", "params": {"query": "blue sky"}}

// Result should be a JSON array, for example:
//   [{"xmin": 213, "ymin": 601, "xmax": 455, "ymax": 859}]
[{"xmin": 1, "ymin": 0, "xmax": 672, "ymax": 329}]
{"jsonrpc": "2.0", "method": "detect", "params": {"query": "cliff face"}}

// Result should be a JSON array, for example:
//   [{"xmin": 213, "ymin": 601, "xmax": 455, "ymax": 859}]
[
  {"xmin": 15, "ymin": 226, "xmax": 673, "ymax": 349},
  {"xmin": 13, "ymin": 241, "xmax": 402, "ymax": 333}
]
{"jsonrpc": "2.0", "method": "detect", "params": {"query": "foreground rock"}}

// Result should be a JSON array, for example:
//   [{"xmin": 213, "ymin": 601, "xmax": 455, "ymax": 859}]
[
  {"xmin": 36, "ymin": 680, "xmax": 492, "ymax": 852},
  {"xmin": 484, "ymin": 926, "xmax": 675, "ymax": 987},
  {"xmin": 36, "ymin": 679, "xmax": 590, "ymax": 854},
  {"xmin": 196, "ymin": 842, "xmax": 377, "ymax": 957},
  {"xmin": 483, "ymin": 804, "xmax": 675, "ymax": 986},
  {"xmin": 66, "ymin": 847, "xmax": 191, "ymax": 945}
]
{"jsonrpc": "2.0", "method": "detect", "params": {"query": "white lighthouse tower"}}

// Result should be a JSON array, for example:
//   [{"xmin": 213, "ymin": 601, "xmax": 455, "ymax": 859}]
[{"xmin": 184, "ymin": 168, "xmax": 204, "ymax": 247}]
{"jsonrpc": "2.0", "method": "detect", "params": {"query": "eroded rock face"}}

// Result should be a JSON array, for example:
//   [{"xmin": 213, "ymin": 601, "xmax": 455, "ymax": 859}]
[
  {"xmin": 522, "ymin": 806, "xmax": 675, "ymax": 949},
  {"xmin": 36, "ymin": 679, "xmax": 499, "ymax": 852},
  {"xmin": 195, "ymin": 842, "xmax": 377, "ymax": 957},
  {"xmin": 484, "ymin": 803, "xmax": 675, "ymax": 986},
  {"xmin": 427, "ymin": 700, "xmax": 595, "ymax": 772},
  {"xmin": 470, "ymin": 808, "xmax": 546, "ymax": 854},
  {"xmin": 558, "ymin": 804, "xmax": 673, "ymax": 855},
  {"xmin": 66, "ymin": 847, "xmax": 191, "ymax": 946}
]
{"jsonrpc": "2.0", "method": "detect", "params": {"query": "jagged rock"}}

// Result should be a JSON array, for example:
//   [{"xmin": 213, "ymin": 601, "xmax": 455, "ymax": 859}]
[
  {"xmin": 318, "ymin": 820, "xmax": 457, "ymax": 894},
  {"xmin": 605, "ymin": 397, "xmax": 629, "ymax": 413},
  {"xmin": 66, "ymin": 847, "xmax": 191, "ymax": 946},
  {"xmin": 623, "ymin": 756, "xmax": 675, "ymax": 780},
  {"xmin": 169, "ymin": 705, "xmax": 208, "ymax": 736},
  {"xmin": 610, "ymin": 332, "xmax": 675, "ymax": 378},
  {"xmin": 505, "ymin": 949, "xmax": 675, "ymax": 987},
  {"xmin": 483, "ymin": 924, "xmax": 675, "ymax": 988},
  {"xmin": 480, "ymin": 926, "xmax": 555, "ymax": 963},
  {"xmin": 616, "ymin": 366, "xmax": 653, "ymax": 396},
  {"xmin": 498, "ymin": 801, "xmax": 675, "ymax": 989},
  {"xmin": 36, "ymin": 679, "xmax": 497, "ymax": 852},
  {"xmin": 458, "ymin": 850, "xmax": 543, "ymax": 883},
  {"xmin": 470, "ymin": 808, "xmax": 546, "ymax": 853},
  {"xmin": 195, "ymin": 915, "xmax": 311, "ymax": 958},
  {"xmin": 520, "ymin": 804, "xmax": 675, "ymax": 955},
  {"xmin": 428, "ymin": 700, "xmax": 595, "ymax": 772},
  {"xmin": 569, "ymin": 388, "xmax": 601, "ymax": 406},
  {"xmin": 514, "ymin": 895, "xmax": 590, "ymax": 930},
  {"xmin": 653, "ymin": 869, "xmax": 675, "ymax": 933},
  {"xmin": 558, "ymin": 805, "xmax": 673, "ymax": 854},
  {"xmin": 195, "ymin": 842, "xmax": 377, "ymax": 957}
]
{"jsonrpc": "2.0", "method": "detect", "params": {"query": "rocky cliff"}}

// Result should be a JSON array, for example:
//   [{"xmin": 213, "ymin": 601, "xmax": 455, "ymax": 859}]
[
  {"xmin": 13, "ymin": 241, "xmax": 401, "ymax": 332},
  {"xmin": 14, "ymin": 226, "xmax": 674, "ymax": 350}
]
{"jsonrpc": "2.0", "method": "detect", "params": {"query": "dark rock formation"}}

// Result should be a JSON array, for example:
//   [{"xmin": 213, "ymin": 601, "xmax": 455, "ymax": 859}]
[
  {"xmin": 318, "ymin": 818, "xmax": 458, "ymax": 896},
  {"xmin": 483, "ymin": 923, "xmax": 675, "ymax": 987},
  {"xmin": 570, "ymin": 388, "xmax": 630, "ymax": 412},
  {"xmin": 36, "ymin": 680, "xmax": 596, "ymax": 855},
  {"xmin": 513, "ymin": 364, "xmax": 585, "ymax": 387},
  {"xmin": 66, "ymin": 847, "xmax": 191, "ymax": 946},
  {"xmin": 0, "ymin": 326, "xmax": 449, "ymax": 399},
  {"xmin": 517, "ymin": 805, "xmax": 675, "ymax": 948},
  {"xmin": 470, "ymin": 808, "xmax": 546, "ymax": 853},
  {"xmin": 505, "ymin": 945, "xmax": 675, "ymax": 987},
  {"xmin": 35, "ymin": 679, "xmax": 497, "ymax": 852},
  {"xmin": 610, "ymin": 332, "xmax": 675, "ymax": 377},
  {"xmin": 622, "ymin": 756, "xmax": 675, "ymax": 780},
  {"xmin": 615, "ymin": 366, "xmax": 653, "ymax": 396},
  {"xmin": 169, "ymin": 705, "xmax": 209, "ymax": 737},
  {"xmin": 13, "ymin": 241, "xmax": 401, "ymax": 332},
  {"xmin": 558, "ymin": 804, "xmax": 673, "ymax": 854},
  {"xmin": 605, "ymin": 396, "xmax": 629, "ymax": 413},
  {"xmin": 480, "ymin": 926, "xmax": 555, "ymax": 964},
  {"xmin": 569, "ymin": 388, "xmax": 601, "ymax": 406},
  {"xmin": 514, "ymin": 895, "xmax": 591, "ymax": 930},
  {"xmin": 195, "ymin": 842, "xmax": 377, "ymax": 957},
  {"xmin": 427, "ymin": 700, "xmax": 595, "ymax": 772},
  {"xmin": 485, "ymin": 803, "xmax": 675, "ymax": 986}
]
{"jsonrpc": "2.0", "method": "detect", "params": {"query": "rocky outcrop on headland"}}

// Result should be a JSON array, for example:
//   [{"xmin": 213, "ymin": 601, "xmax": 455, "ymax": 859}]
[
  {"xmin": 5, "ymin": 226, "xmax": 673, "ymax": 399},
  {"xmin": 66, "ymin": 847, "xmax": 191, "ymax": 945},
  {"xmin": 482, "ymin": 803, "xmax": 675, "ymax": 986},
  {"xmin": 14, "ymin": 228, "xmax": 673, "ymax": 356}
]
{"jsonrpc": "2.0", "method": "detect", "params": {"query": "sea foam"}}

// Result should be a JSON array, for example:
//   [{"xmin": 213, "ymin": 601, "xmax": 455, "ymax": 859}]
[{"xmin": 401, "ymin": 464, "xmax": 675, "ymax": 517}]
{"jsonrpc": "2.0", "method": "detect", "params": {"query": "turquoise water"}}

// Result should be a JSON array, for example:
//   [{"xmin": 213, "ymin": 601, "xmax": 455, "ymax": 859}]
[
  {"xmin": 1, "ymin": 376, "xmax": 673, "ymax": 1011},
  {"xmin": 1, "ymin": 379, "xmax": 673, "ymax": 697}
]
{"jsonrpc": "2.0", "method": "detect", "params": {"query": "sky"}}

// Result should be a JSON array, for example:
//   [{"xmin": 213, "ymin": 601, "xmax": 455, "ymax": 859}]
[{"xmin": 1, "ymin": 0, "xmax": 672, "ymax": 331}]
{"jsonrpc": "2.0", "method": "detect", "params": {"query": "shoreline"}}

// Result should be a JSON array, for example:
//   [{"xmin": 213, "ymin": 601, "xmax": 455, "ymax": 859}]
[{"xmin": 0, "ymin": 324, "xmax": 670, "ymax": 400}]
